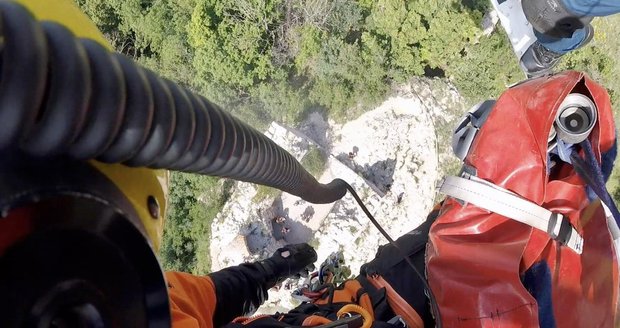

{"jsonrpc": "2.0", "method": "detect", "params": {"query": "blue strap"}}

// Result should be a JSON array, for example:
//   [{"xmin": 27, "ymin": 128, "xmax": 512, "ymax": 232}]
[{"xmin": 570, "ymin": 140, "xmax": 620, "ymax": 227}]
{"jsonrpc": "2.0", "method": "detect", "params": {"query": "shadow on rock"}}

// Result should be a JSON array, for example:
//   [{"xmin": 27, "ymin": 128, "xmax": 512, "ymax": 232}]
[
  {"xmin": 336, "ymin": 153, "xmax": 396, "ymax": 193},
  {"xmin": 270, "ymin": 216, "xmax": 313, "ymax": 244},
  {"xmin": 299, "ymin": 111, "xmax": 332, "ymax": 150},
  {"xmin": 245, "ymin": 222, "xmax": 271, "ymax": 255},
  {"xmin": 281, "ymin": 220, "xmax": 313, "ymax": 244},
  {"xmin": 301, "ymin": 206, "xmax": 315, "ymax": 222},
  {"xmin": 363, "ymin": 158, "xmax": 396, "ymax": 193}
]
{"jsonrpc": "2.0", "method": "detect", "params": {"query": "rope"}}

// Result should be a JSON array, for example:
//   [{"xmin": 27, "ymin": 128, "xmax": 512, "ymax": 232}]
[
  {"xmin": 337, "ymin": 304, "xmax": 373, "ymax": 328},
  {"xmin": 570, "ymin": 140, "xmax": 620, "ymax": 226},
  {"xmin": 344, "ymin": 182, "xmax": 443, "ymax": 327}
]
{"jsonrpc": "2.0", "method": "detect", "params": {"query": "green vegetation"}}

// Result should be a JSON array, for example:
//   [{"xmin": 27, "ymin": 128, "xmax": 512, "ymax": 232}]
[
  {"xmin": 308, "ymin": 236, "xmax": 321, "ymax": 249},
  {"xmin": 73, "ymin": 0, "xmax": 620, "ymax": 144},
  {"xmin": 588, "ymin": 16, "xmax": 620, "ymax": 200},
  {"xmin": 301, "ymin": 146, "xmax": 327, "ymax": 177},
  {"xmin": 75, "ymin": 0, "xmax": 506, "ymax": 127},
  {"xmin": 159, "ymin": 172, "xmax": 233, "ymax": 274},
  {"xmin": 252, "ymin": 185, "xmax": 281, "ymax": 203},
  {"xmin": 447, "ymin": 32, "xmax": 522, "ymax": 102}
]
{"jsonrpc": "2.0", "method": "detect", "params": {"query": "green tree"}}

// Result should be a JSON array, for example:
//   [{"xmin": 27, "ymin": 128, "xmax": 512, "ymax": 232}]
[
  {"xmin": 301, "ymin": 146, "xmax": 327, "ymax": 176},
  {"xmin": 188, "ymin": 0, "xmax": 284, "ymax": 88},
  {"xmin": 159, "ymin": 173, "xmax": 232, "ymax": 273},
  {"xmin": 446, "ymin": 32, "xmax": 522, "ymax": 103}
]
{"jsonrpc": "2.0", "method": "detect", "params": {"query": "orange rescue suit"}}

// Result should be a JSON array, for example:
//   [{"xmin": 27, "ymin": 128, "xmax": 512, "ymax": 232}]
[{"xmin": 166, "ymin": 272, "xmax": 217, "ymax": 328}]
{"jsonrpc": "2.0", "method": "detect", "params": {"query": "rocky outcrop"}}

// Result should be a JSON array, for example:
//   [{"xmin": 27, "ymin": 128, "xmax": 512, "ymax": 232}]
[{"xmin": 208, "ymin": 77, "xmax": 466, "ymax": 312}]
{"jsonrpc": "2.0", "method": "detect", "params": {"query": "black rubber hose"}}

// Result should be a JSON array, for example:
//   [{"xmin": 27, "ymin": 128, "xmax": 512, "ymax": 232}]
[
  {"xmin": 21, "ymin": 21, "xmax": 92, "ymax": 156},
  {"xmin": 68, "ymin": 39, "xmax": 126, "ymax": 159},
  {"xmin": 0, "ymin": 2, "xmax": 47, "ymax": 149},
  {"xmin": 0, "ymin": 1, "xmax": 347, "ymax": 204}
]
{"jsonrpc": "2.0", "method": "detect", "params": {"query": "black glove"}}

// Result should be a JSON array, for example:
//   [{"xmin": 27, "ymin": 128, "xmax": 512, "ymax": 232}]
[
  {"xmin": 260, "ymin": 243, "xmax": 317, "ymax": 287},
  {"xmin": 208, "ymin": 243, "xmax": 317, "ymax": 326}
]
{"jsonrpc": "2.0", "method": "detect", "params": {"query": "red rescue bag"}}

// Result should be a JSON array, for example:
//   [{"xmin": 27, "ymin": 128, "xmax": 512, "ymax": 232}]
[{"xmin": 427, "ymin": 71, "xmax": 619, "ymax": 327}]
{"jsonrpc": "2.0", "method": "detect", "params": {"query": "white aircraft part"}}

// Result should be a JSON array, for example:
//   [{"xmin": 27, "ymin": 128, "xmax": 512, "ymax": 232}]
[{"xmin": 490, "ymin": 0, "xmax": 537, "ymax": 59}]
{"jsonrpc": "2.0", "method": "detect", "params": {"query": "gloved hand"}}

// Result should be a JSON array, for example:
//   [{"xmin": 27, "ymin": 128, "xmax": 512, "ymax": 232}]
[
  {"xmin": 260, "ymin": 243, "xmax": 317, "ymax": 287},
  {"xmin": 207, "ymin": 243, "xmax": 317, "ymax": 325}
]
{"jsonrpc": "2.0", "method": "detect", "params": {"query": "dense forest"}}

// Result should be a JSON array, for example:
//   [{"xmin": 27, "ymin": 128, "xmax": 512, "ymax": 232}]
[
  {"xmin": 75, "ymin": 0, "xmax": 521, "ymax": 127},
  {"xmin": 76, "ymin": 0, "xmax": 620, "ymax": 274}
]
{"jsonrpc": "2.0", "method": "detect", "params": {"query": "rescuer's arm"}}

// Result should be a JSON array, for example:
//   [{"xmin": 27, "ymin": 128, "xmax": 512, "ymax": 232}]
[{"xmin": 166, "ymin": 243, "xmax": 317, "ymax": 327}]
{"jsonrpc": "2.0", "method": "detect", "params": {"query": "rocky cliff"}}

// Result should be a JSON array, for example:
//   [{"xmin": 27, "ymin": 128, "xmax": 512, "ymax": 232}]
[{"xmin": 208, "ymin": 77, "xmax": 467, "ymax": 312}]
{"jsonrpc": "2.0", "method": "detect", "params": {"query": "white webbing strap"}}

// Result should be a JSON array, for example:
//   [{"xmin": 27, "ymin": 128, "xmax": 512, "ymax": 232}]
[
  {"xmin": 601, "ymin": 204, "xmax": 620, "ymax": 266},
  {"xmin": 439, "ymin": 175, "xmax": 584, "ymax": 254}
]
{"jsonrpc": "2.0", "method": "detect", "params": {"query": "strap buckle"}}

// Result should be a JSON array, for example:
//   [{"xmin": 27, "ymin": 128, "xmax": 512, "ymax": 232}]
[
  {"xmin": 439, "ymin": 175, "xmax": 584, "ymax": 254},
  {"xmin": 547, "ymin": 212, "xmax": 584, "ymax": 254}
]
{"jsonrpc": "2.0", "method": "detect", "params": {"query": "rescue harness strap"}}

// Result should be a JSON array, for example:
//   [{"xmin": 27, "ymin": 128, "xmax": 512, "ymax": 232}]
[
  {"xmin": 344, "ymin": 182, "xmax": 443, "ymax": 328},
  {"xmin": 439, "ymin": 174, "xmax": 584, "ymax": 254}
]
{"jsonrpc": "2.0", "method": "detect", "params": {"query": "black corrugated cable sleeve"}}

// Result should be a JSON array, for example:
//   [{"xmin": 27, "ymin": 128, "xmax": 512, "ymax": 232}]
[{"xmin": 0, "ymin": 1, "xmax": 347, "ymax": 204}]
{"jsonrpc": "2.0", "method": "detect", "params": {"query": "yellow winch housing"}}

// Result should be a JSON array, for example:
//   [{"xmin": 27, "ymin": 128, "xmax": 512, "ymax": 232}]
[{"xmin": 16, "ymin": 0, "xmax": 168, "ymax": 251}]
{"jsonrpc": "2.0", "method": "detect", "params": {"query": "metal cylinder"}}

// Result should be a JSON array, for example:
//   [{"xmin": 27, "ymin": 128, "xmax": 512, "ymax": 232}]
[{"xmin": 554, "ymin": 93, "xmax": 597, "ymax": 145}]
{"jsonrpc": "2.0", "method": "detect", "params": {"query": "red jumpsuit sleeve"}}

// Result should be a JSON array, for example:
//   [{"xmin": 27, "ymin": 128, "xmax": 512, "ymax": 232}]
[{"xmin": 166, "ymin": 271, "xmax": 217, "ymax": 328}]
